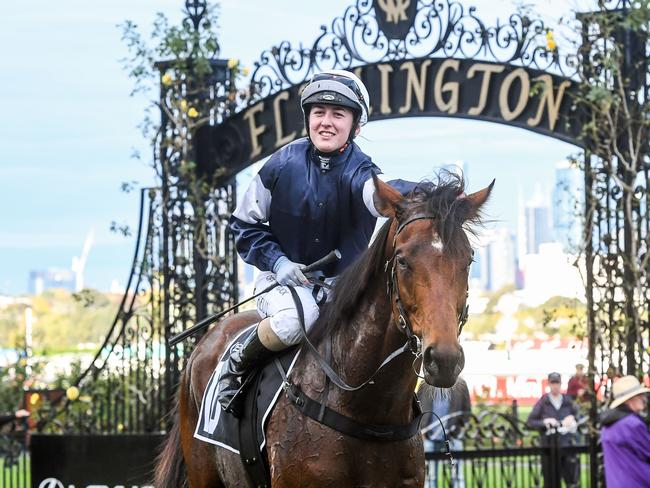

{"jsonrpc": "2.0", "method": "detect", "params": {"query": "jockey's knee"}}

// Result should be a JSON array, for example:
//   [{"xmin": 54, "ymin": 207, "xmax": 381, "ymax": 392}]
[{"xmin": 268, "ymin": 304, "xmax": 319, "ymax": 346}]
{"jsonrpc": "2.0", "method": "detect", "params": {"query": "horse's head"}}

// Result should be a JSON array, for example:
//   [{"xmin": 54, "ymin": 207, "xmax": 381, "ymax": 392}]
[{"xmin": 374, "ymin": 174, "xmax": 493, "ymax": 388}]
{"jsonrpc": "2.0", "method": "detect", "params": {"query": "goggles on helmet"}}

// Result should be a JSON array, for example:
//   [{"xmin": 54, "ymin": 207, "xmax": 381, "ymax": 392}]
[{"xmin": 300, "ymin": 71, "xmax": 369, "ymax": 126}]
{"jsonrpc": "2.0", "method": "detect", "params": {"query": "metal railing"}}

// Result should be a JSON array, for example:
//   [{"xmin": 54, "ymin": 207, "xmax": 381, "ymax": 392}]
[
  {"xmin": 421, "ymin": 407, "xmax": 595, "ymax": 487},
  {"xmin": 424, "ymin": 442, "xmax": 592, "ymax": 487}
]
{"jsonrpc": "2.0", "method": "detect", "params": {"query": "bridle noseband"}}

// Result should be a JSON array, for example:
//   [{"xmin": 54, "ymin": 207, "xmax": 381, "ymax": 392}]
[{"xmin": 386, "ymin": 212, "xmax": 471, "ymax": 357}]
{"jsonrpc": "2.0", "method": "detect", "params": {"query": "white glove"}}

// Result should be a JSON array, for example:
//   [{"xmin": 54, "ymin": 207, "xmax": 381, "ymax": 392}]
[
  {"xmin": 543, "ymin": 418, "xmax": 559, "ymax": 428},
  {"xmin": 273, "ymin": 256, "xmax": 309, "ymax": 286}
]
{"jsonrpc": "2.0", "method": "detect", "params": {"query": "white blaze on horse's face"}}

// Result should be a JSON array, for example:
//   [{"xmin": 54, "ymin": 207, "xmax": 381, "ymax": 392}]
[{"xmin": 430, "ymin": 234, "xmax": 444, "ymax": 253}]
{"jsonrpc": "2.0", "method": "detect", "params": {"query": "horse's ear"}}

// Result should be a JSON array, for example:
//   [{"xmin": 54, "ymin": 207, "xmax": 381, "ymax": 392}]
[
  {"xmin": 372, "ymin": 174, "xmax": 404, "ymax": 218},
  {"xmin": 458, "ymin": 179, "xmax": 494, "ymax": 221}
]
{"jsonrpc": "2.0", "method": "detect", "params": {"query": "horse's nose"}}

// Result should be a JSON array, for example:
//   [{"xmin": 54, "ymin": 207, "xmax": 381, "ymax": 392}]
[{"xmin": 423, "ymin": 344, "xmax": 465, "ymax": 387}]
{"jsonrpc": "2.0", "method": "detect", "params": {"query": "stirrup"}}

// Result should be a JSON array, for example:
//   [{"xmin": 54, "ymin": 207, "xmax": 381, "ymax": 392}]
[{"xmin": 222, "ymin": 373, "xmax": 256, "ymax": 415}]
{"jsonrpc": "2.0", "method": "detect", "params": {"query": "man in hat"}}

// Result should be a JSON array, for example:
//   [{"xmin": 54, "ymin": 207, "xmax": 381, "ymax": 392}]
[
  {"xmin": 527, "ymin": 372, "xmax": 580, "ymax": 487},
  {"xmin": 600, "ymin": 375, "xmax": 650, "ymax": 487}
]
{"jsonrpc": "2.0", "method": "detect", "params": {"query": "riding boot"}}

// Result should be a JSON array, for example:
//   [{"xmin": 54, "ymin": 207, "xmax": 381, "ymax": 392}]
[{"xmin": 217, "ymin": 326, "xmax": 274, "ymax": 417}]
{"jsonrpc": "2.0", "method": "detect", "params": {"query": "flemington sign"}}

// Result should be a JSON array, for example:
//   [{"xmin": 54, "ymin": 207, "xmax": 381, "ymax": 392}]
[
  {"xmin": 195, "ymin": 0, "xmax": 582, "ymax": 181},
  {"xmin": 196, "ymin": 57, "xmax": 578, "ymax": 177}
]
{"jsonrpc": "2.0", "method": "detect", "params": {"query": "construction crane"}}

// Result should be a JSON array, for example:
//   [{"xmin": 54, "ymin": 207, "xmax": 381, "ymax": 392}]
[{"xmin": 71, "ymin": 228, "xmax": 94, "ymax": 292}]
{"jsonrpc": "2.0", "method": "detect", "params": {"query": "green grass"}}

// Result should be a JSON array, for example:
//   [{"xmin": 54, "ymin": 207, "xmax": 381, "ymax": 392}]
[{"xmin": 0, "ymin": 453, "xmax": 30, "ymax": 488}]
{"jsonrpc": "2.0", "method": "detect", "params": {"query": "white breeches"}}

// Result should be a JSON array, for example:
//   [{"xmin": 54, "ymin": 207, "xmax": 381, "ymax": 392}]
[{"xmin": 254, "ymin": 271, "xmax": 333, "ymax": 346}]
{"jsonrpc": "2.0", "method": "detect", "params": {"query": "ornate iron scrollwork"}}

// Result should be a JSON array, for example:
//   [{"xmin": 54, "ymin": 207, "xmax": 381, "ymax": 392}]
[{"xmin": 247, "ymin": 0, "xmax": 578, "ymax": 105}]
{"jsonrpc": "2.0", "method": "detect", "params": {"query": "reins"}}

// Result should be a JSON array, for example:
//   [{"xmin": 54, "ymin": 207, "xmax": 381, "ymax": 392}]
[{"xmin": 276, "ymin": 213, "xmax": 470, "ymax": 455}]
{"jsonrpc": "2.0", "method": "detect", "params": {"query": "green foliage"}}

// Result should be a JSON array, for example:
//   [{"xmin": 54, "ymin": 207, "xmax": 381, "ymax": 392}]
[
  {"xmin": 464, "ymin": 312, "xmax": 500, "ymax": 337},
  {"xmin": 0, "ymin": 356, "xmax": 43, "ymax": 414},
  {"xmin": 0, "ymin": 289, "xmax": 121, "ymax": 353},
  {"xmin": 516, "ymin": 296, "xmax": 586, "ymax": 338},
  {"xmin": 118, "ymin": 1, "xmax": 244, "ymax": 270},
  {"xmin": 119, "ymin": 6, "xmax": 221, "ymax": 96}
]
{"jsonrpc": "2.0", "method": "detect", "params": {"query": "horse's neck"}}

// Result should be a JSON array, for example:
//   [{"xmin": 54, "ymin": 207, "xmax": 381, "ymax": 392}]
[{"xmin": 316, "ymin": 272, "xmax": 419, "ymax": 425}]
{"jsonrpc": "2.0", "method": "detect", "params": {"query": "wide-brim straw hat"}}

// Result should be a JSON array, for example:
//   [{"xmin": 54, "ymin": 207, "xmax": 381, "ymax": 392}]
[{"xmin": 610, "ymin": 375, "xmax": 650, "ymax": 409}]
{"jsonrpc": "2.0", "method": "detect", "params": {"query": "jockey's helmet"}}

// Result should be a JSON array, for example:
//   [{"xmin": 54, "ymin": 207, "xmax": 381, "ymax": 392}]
[{"xmin": 300, "ymin": 70, "xmax": 370, "ymax": 129}]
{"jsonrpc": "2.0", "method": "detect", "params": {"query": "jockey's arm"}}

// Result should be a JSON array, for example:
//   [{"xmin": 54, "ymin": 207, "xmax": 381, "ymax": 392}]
[
  {"xmin": 363, "ymin": 175, "xmax": 418, "ymax": 217},
  {"xmin": 229, "ymin": 167, "xmax": 285, "ymax": 272}
]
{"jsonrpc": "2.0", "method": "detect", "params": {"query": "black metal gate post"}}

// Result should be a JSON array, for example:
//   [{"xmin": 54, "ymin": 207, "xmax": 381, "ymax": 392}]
[{"xmin": 580, "ymin": 2, "xmax": 650, "ymax": 485}]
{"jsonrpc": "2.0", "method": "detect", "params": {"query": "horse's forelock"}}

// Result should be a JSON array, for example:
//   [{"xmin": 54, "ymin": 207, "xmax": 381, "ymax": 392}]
[{"xmin": 408, "ymin": 171, "xmax": 478, "ymax": 258}]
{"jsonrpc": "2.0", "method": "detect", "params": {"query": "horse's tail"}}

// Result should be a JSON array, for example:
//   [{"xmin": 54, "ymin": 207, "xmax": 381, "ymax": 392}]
[{"xmin": 153, "ymin": 380, "xmax": 189, "ymax": 488}]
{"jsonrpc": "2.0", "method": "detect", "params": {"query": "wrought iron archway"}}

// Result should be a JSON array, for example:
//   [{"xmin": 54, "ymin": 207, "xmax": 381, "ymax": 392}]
[{"xmin": 39, "ymin": 1, "xmax": 649, "ymax": 486}]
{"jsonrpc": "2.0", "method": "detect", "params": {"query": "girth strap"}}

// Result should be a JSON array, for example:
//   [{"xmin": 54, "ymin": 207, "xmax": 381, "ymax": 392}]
[{"xmin": 274, "ymin": 358, "xmax": 425, "ymax": 442}]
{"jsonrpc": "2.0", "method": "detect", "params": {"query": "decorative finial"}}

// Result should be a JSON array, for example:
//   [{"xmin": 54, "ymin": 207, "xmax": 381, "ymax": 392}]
[{"xmin": 184, "ymin": 0, "xmax": 207, "ymax": 30}]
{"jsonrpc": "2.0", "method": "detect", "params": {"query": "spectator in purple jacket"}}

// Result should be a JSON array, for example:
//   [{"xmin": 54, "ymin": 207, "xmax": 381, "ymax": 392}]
[
  {"xmin": 527, "ymin": 372, "xmax": 580, "ymax": 488},
  {"xmin": 600, "ymin": 375, "xmax": 650, "ymax": 488}
]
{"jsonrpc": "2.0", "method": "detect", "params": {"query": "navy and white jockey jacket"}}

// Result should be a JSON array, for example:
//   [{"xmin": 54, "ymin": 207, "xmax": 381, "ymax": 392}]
[{"xmin": 229, "ymin": 138, "xmax": 413, "ymax": 278}]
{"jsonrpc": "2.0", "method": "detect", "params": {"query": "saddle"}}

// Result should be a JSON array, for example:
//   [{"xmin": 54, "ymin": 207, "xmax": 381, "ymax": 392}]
[{"xmin": 194, "ymin": 326, "xmax": 299, "ymax": 487}]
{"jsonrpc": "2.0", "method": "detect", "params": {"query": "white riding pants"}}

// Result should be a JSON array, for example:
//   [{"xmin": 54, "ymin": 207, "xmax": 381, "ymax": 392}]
[{"xmin": 254, "ymin": 271, "xmax": 334, "ymax": 346}]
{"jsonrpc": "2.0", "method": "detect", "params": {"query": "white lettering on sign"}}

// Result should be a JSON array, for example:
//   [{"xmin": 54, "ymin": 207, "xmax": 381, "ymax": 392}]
[
  {"xmin": 37, "ymin": 479, "xmax": 153, "ymax": 488},
  {"xmin": 38, "ymin": 479, "xmax": 65, "ymax": 488}
]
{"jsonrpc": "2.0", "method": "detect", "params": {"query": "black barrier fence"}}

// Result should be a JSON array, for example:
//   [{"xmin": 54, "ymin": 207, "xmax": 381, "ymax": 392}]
[
  {"xmin": 425, "ymin": 444, "xmax": 592, "ymax": 487},
  {"xmin": 29, "ymin": 434, "xmax": 164, "ymax": 488},
  {"xmin": 4, "ymin": 434, "xmax": 592, "ymax": 487}
]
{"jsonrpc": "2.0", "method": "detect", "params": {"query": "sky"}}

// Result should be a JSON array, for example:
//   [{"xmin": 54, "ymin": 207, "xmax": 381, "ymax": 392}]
[{"xmin": 0, "ymin": 0, "xmax": 593, "ymax": 296}]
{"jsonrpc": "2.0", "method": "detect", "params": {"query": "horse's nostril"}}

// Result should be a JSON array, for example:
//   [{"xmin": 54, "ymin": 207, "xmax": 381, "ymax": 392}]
[
  {"xmin": 424, "ymin": 345, "xmax": 463, "ymax": 372},
  {"xmin": 423, "ymin": 346, "xmax": 435, "ymax": 364}
]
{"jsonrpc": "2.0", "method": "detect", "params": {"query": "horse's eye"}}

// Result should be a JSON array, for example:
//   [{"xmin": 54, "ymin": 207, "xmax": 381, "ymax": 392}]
[{"xmin": 396, "ymin": 255, "xmax": 409, "ymax": 269}]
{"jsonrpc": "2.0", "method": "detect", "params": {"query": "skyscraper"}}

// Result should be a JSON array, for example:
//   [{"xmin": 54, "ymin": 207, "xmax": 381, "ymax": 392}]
[
  {"xmin": 552, "ymin": 161, "xmax": 584, "ymax": 252},
  {"xmin": 522, "ymin": 186, "xmax": 553, "ymax": 255},
  {"xmin": 480, "ymin": 228, "xmax": 516, "ymax": 291}
]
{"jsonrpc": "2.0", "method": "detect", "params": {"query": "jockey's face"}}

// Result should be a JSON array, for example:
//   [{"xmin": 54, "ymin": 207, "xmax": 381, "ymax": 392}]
[{"xmin": 308, "ymin": 104, "xmax": 358, "ymax": 153}]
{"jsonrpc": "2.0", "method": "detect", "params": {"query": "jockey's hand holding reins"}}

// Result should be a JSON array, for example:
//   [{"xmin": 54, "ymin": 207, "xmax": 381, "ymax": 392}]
[{"xmin": 168, "ymin": 250, "xmax": 341, "ymax": 347}]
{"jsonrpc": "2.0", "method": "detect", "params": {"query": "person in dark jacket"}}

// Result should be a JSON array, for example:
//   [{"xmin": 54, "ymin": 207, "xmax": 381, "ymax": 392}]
[
  {"xmin": 527, "ymin": 372, "xmax": 580, "ymax": 487},
  {"xmin": 217, "ymin": 69, "xmax": 414, "ymax": 415},
  {"xmin": 600, "ymin": 375, "xmax": 650, "ymax": 488}
]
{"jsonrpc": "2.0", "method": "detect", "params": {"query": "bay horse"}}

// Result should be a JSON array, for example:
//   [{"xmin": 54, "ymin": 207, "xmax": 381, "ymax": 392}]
[{"xmin": 155, "ymin": 174, "xmax": 493, "ymax": 487}]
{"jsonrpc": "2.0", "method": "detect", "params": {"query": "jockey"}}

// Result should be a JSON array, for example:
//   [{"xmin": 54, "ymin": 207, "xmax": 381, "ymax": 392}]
[{"xmin": 218, "ymin": 69, "xmax": 410, "ymax": 415}]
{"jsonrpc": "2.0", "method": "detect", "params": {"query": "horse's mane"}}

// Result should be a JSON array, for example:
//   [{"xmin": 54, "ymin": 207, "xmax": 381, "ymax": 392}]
[{"xmin": 309, "ymin": 171, "xmax": 484, "ymax": 345}]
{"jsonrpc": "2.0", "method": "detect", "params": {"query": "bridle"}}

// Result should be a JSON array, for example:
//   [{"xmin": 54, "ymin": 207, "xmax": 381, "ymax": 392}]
[
  {"xmin": 274, "ymin": 210, "xmax": 473, "ymax": 445},
  {"xmin": 385, "ymin": 212, "xmax": 471, "ymax": 356},
  {"xmin": 279, "ymin": 210, "xmax": 472, "ymax": 394}
]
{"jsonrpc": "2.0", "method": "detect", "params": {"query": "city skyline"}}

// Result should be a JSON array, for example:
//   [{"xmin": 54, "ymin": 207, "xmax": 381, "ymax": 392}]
[{"xmin": 469, "ymin": 161, "xmax": 585, "ymax": 306}]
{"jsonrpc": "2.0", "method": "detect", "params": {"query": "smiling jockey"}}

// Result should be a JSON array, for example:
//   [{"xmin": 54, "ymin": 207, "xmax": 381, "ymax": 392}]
[{"xmin": 218, "ymin": 69, "xmax": 411, "ymax": 416}]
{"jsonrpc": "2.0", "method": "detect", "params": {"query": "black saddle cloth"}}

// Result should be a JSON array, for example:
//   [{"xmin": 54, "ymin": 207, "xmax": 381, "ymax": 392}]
[{"xmin": 194, "ymin": 326, "xmax": 300, "ymax": 455}]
